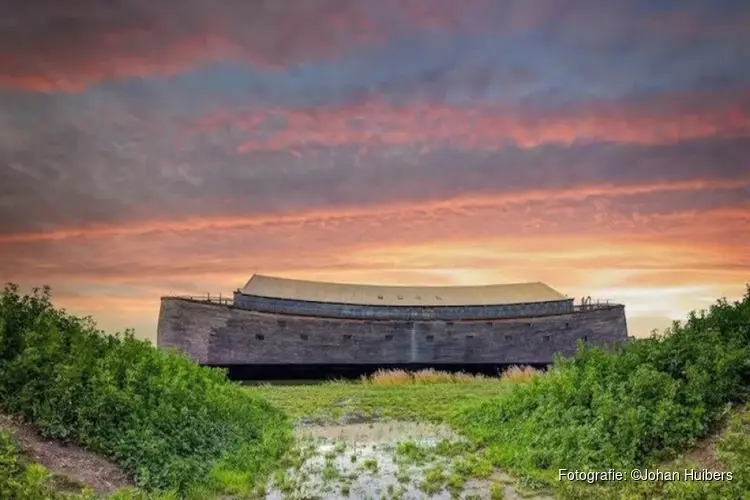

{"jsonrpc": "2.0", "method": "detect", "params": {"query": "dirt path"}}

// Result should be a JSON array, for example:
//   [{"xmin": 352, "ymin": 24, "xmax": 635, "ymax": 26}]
[{"xmin": 0, "ymin": 414, "xmax": 132, "ymax": 496}]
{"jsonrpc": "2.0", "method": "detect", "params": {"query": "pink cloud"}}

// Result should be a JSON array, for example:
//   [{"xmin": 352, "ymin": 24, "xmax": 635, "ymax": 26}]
[{"xmin": 180, "ymin": 89, "xmax": 750, "ymax": 151}]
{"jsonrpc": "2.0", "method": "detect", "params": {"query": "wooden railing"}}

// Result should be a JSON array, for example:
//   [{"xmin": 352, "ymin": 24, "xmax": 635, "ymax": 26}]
[
  {"xmin": 168, "ymin": 293, "xmax": 233, "ymax": 305},
  {"xmin": 574, "ymin": 296, "xmax": 621, "ymax": 311},
  {"xmin": 166, "ymin": 293, "xmax": 622, "ymax": 313}
]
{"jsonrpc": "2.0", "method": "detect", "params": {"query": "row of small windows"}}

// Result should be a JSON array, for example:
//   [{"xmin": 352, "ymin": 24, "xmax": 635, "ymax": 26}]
[
  {"xmin": 374, "ymin": 294, "xmax": 443, "ymax": 301},
  {"xmin": 442, "ymin": 321, "xmax": 571, "ymax": 328},
  {"xmin": 277, "ymin": 319, "xmax": 572, "ymax": 329},
  {"xmin": 253, "ymin": 333, "xmax": 587, "ymax": 342}
]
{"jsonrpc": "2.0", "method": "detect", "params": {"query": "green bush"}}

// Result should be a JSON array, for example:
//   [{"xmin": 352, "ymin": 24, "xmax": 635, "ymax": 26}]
[
  {"xmin": 1, "ymin": 428, "xmax": 45, "ymax": 499},
  {"xmin": 454, "ymin": 287, "xmax": 750, "ymax": 474},
  {"xmin": 0, "ymin": 284, "xmax": 292, "ymax": 495}
]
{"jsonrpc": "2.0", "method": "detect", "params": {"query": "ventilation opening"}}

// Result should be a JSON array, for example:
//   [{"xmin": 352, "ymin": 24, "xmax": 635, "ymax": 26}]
[
  {"xmin": 565, "ymin": 322, "xmax": 570, "ymax": 329},
  {"xmin": 300, "ymin": 334, "xmax": 308, "ymax": 340},
  {"xmin": 445, "ymin": 321, "xmax": 454, "ymax": 327},
  {"xmin": 426, "ymin": 334, "xmax": 434, "ymax": 341},
  {"xmin": 543, "ymin": 335, "xmax": 551, "ymax": 342},
  {"xmin": 255, "ymin": 334, "xmax": 264, "ymax": 340},
  {"xmin": 485, "ymin": 321, "xmax": 493, "ymax": 327},
  {"xmin": 466, "ymin": 335, "xmax": 474, "ymax": 340},
  {"xmin": 582, "ymin": 335, "xmax": 588, "ymax": 342},
  {"xmin": 385, "ymin": 334, "xmax": 393, "ymax": 341},
  {"xmin": 343, "ymin": 334, "xmax": 352, "ymax": 341},
  {"xmin": 505, "ymin": 335, "xmax": 512, "ymax": 341},
  {"xmin": 404, "ymin": 322, "xmax": 414, "ymax": 329}
]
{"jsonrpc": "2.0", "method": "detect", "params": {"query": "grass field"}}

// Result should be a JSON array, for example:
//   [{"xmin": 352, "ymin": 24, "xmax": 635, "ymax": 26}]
[{"xmin": 249, "ymin": 368, "xmax": 535, "ymax": 423}]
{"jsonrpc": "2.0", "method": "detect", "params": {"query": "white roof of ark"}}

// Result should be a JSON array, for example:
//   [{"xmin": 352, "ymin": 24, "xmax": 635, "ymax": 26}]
[{"xmin": 239, "ymin": 274, "xmax": 568, "ymax": 307}]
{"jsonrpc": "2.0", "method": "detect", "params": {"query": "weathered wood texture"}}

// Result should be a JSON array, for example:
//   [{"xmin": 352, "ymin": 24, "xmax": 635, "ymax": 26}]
[{"xmin": 157, "ymin": 298, "xmax": 628, "ymax": 365}]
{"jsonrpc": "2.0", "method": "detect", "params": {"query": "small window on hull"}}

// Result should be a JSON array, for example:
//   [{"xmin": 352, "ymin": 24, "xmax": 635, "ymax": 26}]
[
  {"xmin": 300, "ymin": 334, "xmax": 308, "ymax": 340},
  {"xmin": 505, "ymin": 335, "xmax": 512, "ymax": 341},
  {"xmin": 385, "ymin": 334, "xmax": 393, "ymax": 341},
  {"xmin": 343, "ymin": 334, "xmax": 352, "ymax": 341},
  {"xmin": 426, "ymin": 335, "xmax": 434, "ymax": 341},
  {"xmin": 543, "ymin": 335, "xmax": 551, "ymax": 342},
  {"xmin": 255, "ymin": 334, "xmax": 264, "ymax": 340}
]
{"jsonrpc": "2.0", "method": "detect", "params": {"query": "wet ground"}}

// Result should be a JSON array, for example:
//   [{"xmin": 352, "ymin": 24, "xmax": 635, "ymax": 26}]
[{"xmin": 265, "ymin": 420, "xmax": 553, "ymax": 500}]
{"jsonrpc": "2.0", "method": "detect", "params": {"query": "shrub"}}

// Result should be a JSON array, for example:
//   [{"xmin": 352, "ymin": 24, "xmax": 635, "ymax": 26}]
[
  {"xmin": 454, "ymin": 287, "xmax": 750, "ymax": 474},
  {"xmin": 0, "ymin": 284, "xmax": 292, "ymax": 495}
]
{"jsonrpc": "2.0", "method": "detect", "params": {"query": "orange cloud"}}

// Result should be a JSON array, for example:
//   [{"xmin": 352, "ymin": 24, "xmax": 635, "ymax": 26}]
[
  {"xmin": 1, "ymin": 176, "xmax": 747, "ymax": 244},
  {"xmin": 2, "ymin": 189, "xmax": 747, "ymax": 287}
]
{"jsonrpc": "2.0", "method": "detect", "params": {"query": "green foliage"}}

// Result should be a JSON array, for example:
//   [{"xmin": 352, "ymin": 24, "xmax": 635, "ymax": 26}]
[
  {"xmin": 0, "ymin": 284, "xmax": 292, "ymax": 495},
  {"xmin": 0, "ymin": 428, "xmax": 181, "ymax": 500},
  {"xmin": 0, "ymin": 428, "xmax": 58, "ymax": 500},
  {"xmin": 0, "ymin": 429, "xmax": 102, "ymax": 500},
  {"xmin": 454, "ymin": 286, "xmax": 750, "ymax": 476},
  {"xmin": 716, "ymin": 407, "xmax": 750, "ymax": 494}
]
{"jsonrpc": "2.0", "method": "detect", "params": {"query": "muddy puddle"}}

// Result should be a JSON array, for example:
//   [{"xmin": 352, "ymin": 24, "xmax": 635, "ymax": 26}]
[{"xmin": 265, "ymin": 421, "xmax": 553, "ymax": 500}]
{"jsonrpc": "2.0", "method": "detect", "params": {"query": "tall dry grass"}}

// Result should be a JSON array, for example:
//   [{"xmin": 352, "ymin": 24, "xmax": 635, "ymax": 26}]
[
  {"xmin": 500, "ymin": 365, "xmax": 542, "ymax": 383},
  {"xmin": 361, "ymin": 366, "xmax": 542, "ymax": 385}
]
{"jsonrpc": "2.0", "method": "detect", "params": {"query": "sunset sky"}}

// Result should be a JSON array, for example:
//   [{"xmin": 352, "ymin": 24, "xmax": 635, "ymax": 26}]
[{"xmin": 1, "ymin": 0, "xmax": 749, "ymax": 342}]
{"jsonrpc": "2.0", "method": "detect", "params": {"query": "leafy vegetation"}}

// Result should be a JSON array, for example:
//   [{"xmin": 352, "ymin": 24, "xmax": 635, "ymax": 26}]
[
  {"xmin": 452, "ymin": 287, "xmax": 750, "ymax": 496},
  {"xmin": 0, "ymin": 427, "xmax": 179, "ymax": 500},
  {"xmin": 0, "ymin": 284, "xmax": 292, "ymax": 496},
  {"xmin": 0, "ymin": 428, "xmax": 73, "ymax": 500},
  {"xmin": 550, "ymin": 404, "xmax": 750, "ymax": 499}
]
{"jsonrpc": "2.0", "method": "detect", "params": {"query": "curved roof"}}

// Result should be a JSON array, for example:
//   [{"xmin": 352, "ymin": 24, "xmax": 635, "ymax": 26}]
[{"xmin": 240, "ymin": 274, "xmax": 568, "ymax": 307}]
